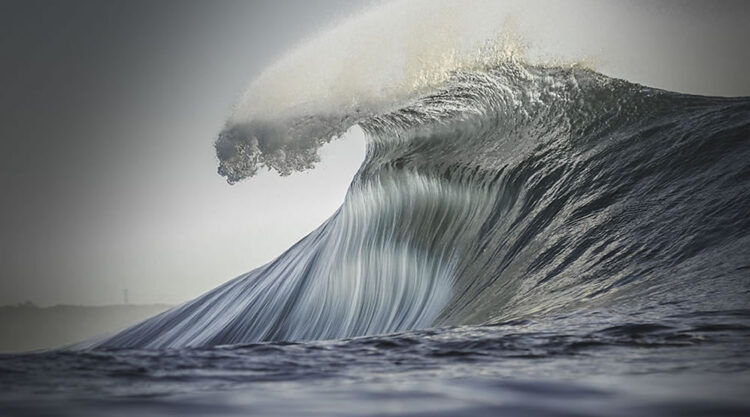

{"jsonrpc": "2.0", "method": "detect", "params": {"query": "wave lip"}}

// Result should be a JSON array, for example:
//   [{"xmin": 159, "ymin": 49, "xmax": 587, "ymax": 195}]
[{"xmin": 215, "ymin": 113, "xmax": 358, "ymax": 183}]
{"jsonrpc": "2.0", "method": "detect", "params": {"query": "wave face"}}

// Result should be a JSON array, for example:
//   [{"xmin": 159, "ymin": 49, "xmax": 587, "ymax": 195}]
[{"xmin": 97, "ymin": 59, "xmax": 750, "ymax": 349}]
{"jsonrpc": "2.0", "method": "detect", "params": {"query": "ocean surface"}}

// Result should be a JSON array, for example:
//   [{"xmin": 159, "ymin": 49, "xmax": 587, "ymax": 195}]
[
  {"xmin": 2, "ymin": 308, "xmax": 750, "ymax": 416},
  {"xmin": 2, "ymin": 57, "xmax": 749, "ymax": 415}
]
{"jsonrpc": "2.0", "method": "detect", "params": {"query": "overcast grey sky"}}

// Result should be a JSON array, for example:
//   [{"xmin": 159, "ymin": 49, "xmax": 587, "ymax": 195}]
[
  {"xmin": 1, "ymin": 0, "xmax": 748, "ymax": 306},
  {"xmin": 0, "ymin": 0, "xmax": 371, "ymax": 306}
]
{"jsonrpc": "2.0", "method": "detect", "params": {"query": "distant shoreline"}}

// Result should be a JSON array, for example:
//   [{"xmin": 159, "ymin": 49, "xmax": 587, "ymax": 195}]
[
  {"xmin": 0, "ymin": 304, "xmax": 172, "ymax": 353},
  {"xmin": 0, "ymin": 302, "xmax": 172, "ymax": 310}
]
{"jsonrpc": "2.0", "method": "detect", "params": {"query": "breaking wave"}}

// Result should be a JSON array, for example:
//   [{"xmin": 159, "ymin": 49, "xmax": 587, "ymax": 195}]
[
  {"xmin": 96, "ymin": 55, "xmax": 750, "ymax": 349},
  {"xmin": 93, "ymin": 1, "xmax": 750, "ymax": 349}
]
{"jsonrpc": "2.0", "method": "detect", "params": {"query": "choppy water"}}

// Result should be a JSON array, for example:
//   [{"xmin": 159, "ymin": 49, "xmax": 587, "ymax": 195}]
[{"xmin": 2, "ymin": 307, "xmax": 750, "ymax": 416}]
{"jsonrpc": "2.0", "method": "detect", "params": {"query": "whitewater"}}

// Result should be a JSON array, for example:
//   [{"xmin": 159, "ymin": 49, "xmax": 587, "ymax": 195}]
[{"xmin": 2, "ymin": 1, "xmax": 749, "ymax": 416}]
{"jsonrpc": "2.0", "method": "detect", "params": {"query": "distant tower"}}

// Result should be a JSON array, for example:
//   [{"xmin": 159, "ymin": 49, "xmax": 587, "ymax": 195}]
[{"xmin": 123, "ymin": 289, "xmax": 129, "ymax": 305}]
